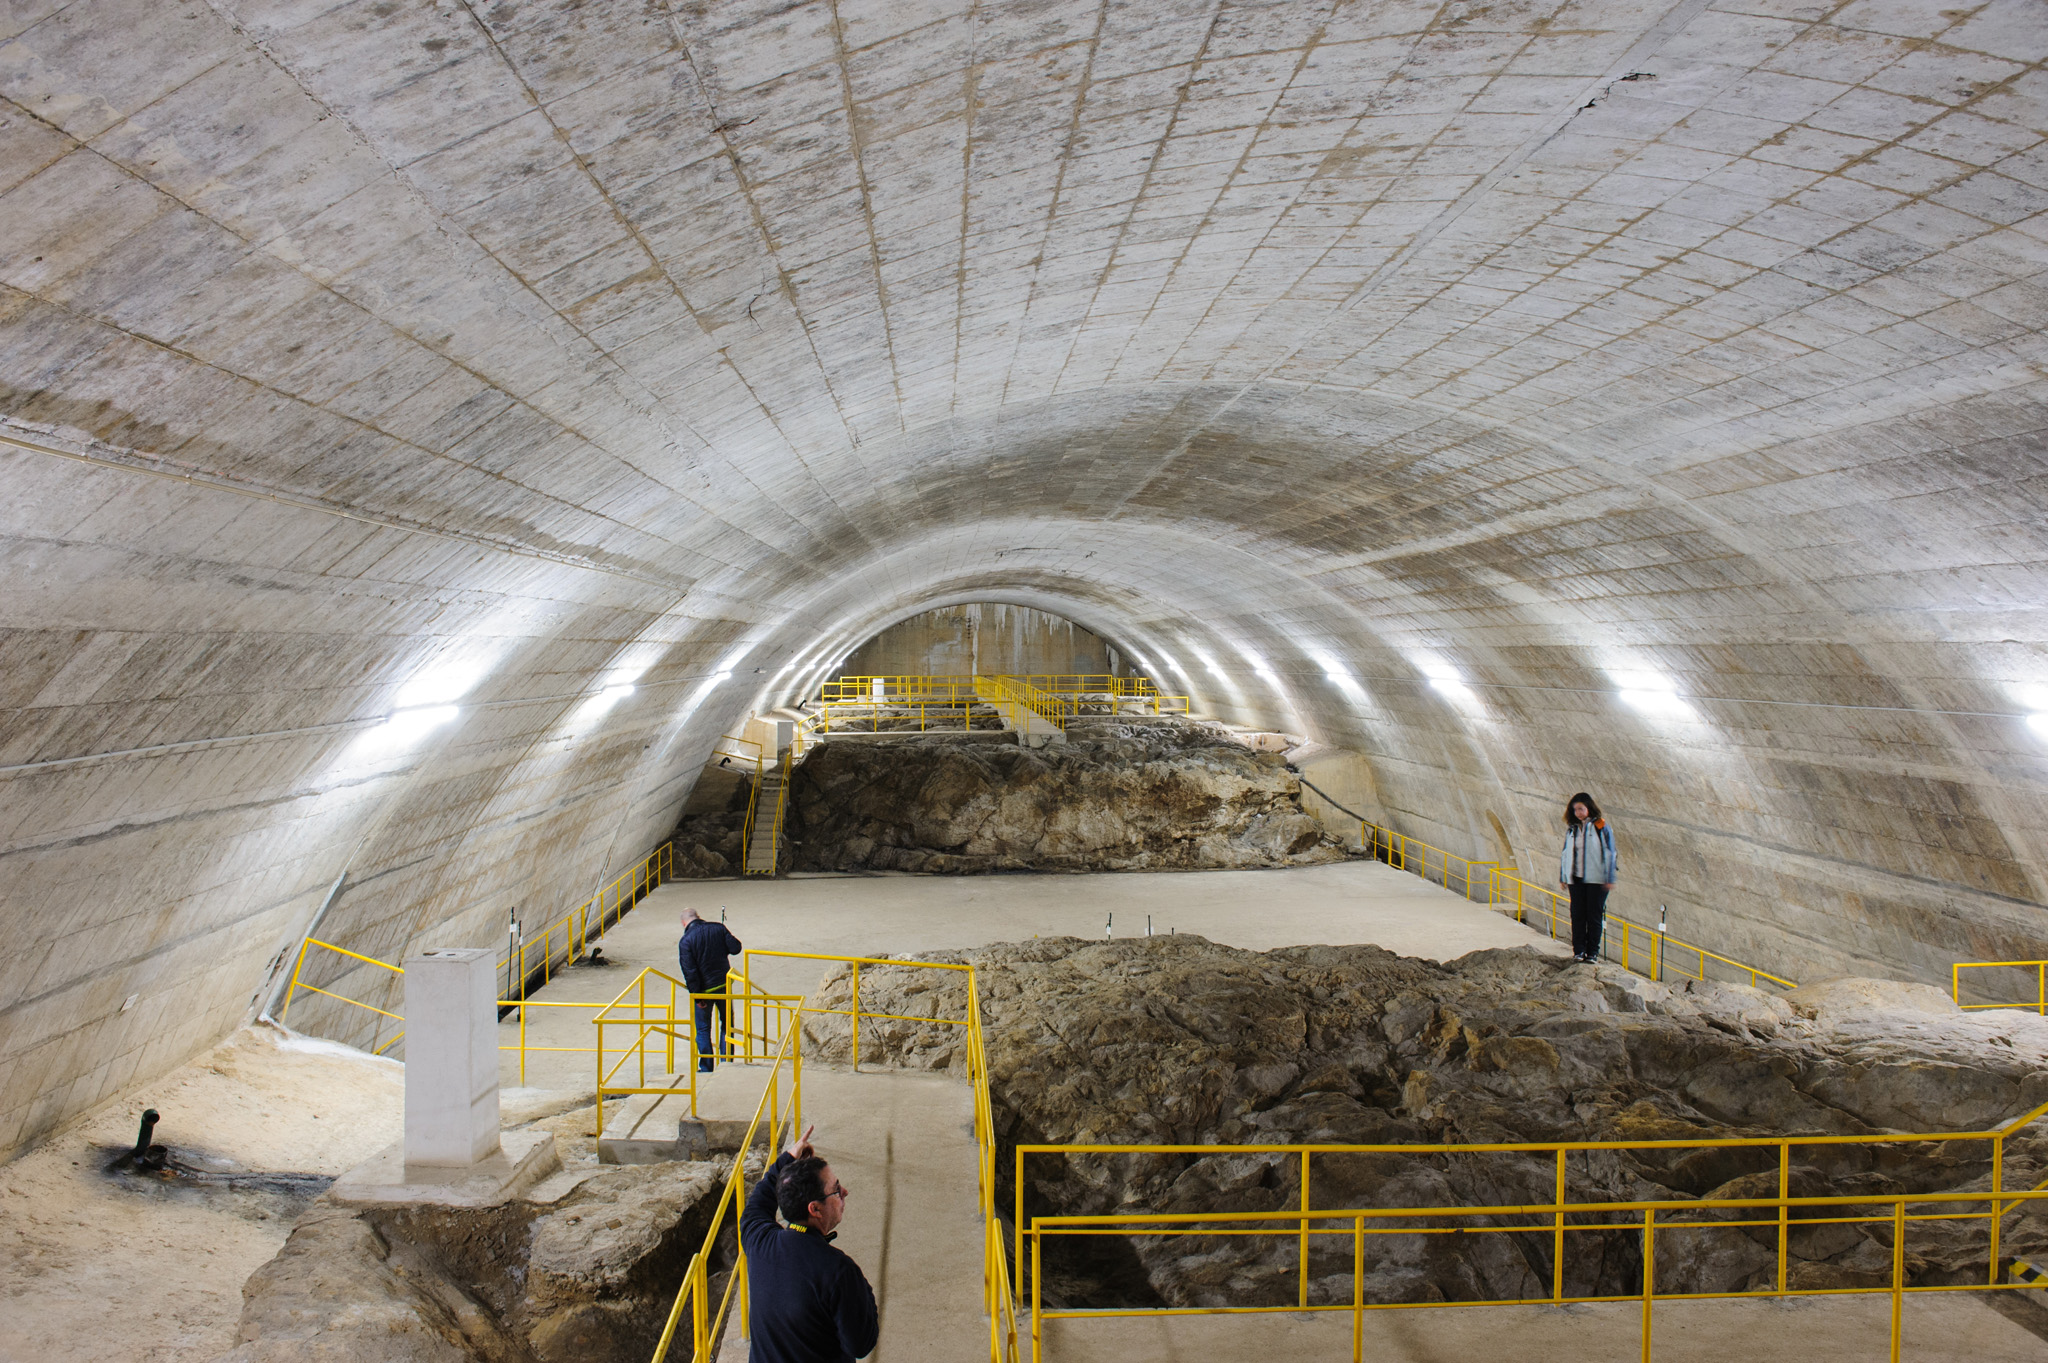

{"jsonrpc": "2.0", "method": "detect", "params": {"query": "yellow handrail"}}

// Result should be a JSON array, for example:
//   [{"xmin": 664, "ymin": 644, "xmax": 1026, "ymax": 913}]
[
  {"xmin": 742, "ymin": 747, "xmax": 795, "ymax": 876},
  {"xmin": 275, "ymin": 939, "xmax": 664, "ymax": 1078},
  {"xmin": 278, "ymin": 840, "xmax": 674, "ymax": 1047},
  {"xmin": 1016, "ymin": 1096, "xmax": 2048, "ymax": 1362},
  {"xmin": 649, "ymin": 951, "xmax": 1021, "ymax": 1363},
  {"xmin": 507, "ymin": 841, "xmax": 674, "ymax": 996},
  {"xmin": 1952, "ymin": 958, "xmax": 2048, "ymax": 1014},
  {"xmin": 972, "ymin": 674, "xmax": 1072, "ymax": 731},
  {"xmin": 648, "ymin": 997, "xmax": 806, "ymax": 1363},
  {"xmin": 714, "ymin": 734, "xmax": 767, "ymax": 860},
  {"xmin": 645, "ymin": 945, "xmax": 2045, "ymax": 1363},
  {"xmin": 817, "ymin": 675, "xmax": 1189, "ymax": 719},
  {"xmin": 1354, "ymin": 820, "xmax": 1794, "ymax": 991}
]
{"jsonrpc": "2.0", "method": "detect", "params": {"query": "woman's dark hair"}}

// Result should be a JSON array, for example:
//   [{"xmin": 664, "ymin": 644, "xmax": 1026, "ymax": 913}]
[
  {"xmin": 777, "ymin": 1155, "xmax": 830, "ymax": 1225},
  {"xmin": 1564, "ymin": 792, "xmax": 1601, "ymax": 826}
]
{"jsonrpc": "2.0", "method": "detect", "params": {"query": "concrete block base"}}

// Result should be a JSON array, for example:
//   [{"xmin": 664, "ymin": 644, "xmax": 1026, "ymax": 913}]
[
  {"xmin": 328, "ymin": 1129, "xmax": 560, "ymax": 1208},
  {"xmin": 599, "ymin": 1116, "xmax": 769, "ymax": 1165}
]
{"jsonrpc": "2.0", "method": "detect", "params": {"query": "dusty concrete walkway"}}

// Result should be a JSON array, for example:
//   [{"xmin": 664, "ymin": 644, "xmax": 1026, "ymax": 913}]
[
  {"xmin": 496, "ymin": 859, "xmax": 1567, "ymax": 1094},
  {"xmin": 1034, "ymin": 1291, "xmax": 2046, "ymax": 1362},
  {"xmin": 495, "ymin": 863, "xmax": 2045, "ymax": 1361},
  {"xmin": 691, "ymin": 1067, "xmax": 985, "ymax": 1363}
]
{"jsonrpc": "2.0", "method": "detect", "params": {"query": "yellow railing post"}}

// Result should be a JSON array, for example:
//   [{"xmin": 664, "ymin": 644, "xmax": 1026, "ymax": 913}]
[
  {"xmin": 1298, "ymin": 1150, "xmax": 1310, "ymax": 1309},
  {"xmin": 691, "ymin": 1252, "xmax": 708, "ymax": 1360},
  {"xmin": 1890, "ymin": 1201, "xmax": 1905, "ymax": 1363},
  {"xmin": 1351, "ymin": 1212, "xmax": 1364, "ymax": 1363},
  {"xmin": 851, "ymin": 962, "xmax": 861, "ymax": 1071},
  {"xmin": 1640, "ymin": 1208, "xmax": 1654, "ymax": 1363},
  {"xmin": 278, "ymin": 937, "xmax": 312, "ymax": 1024},
  {"xmin": 1553, "ymin": 1148, "xmax": 1566, "ymax": 1301},
  {"xmin": 1989, "ymin": 1124, "xmax": 2003, "ymax": 1284},
  {"xmin": 1030, "ymin": 1233, "xmax": 1042, "ymax": 1363},
  {"xmin": 1777, "ymin": 1142, "xmax": 1789, "ymax": 1293}
]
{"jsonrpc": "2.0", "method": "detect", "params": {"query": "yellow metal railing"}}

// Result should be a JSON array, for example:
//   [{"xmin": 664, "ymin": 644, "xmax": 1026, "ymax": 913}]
[
  {"xmin": 277, "ymin": 841, "xmax": 674, "ymax": 1059},
  {"xmin": 649, "ymin": 988, "xmax": 806, "ymax": 1363},
  {"xmin": 713, "ymin": 735, "xmax": 766, "ymax": 860},
  {"xmin": 791, "ymin": 708, "xmax": 827, "ymax": 758},
  {"xmin": 274, "ymin": 938, "xmax": 628, "ymax": 1081},
  {"xmin": 508, "ymin": 842, "xmax": 674, "ymax": 994},
  {"xmin": 973, "ymin": 674, "xmax": 1072, "ymax": 732},
  {"xmin": 594, "ymin": 965, "xmax": 806, "ymax": 1119},
  {"xmin": 1953, "ymin": 959, "xmax": 2048, "ymax": 1014},
  {"xmin": 649, "ymin": 951, "xmax": 1022, "ymax": 1363},
  {"xmin": 820, "ymin": 675, "xmax": 978, "ymax": 703},
  {"xmin": 1015, "ymin": 1096, "xmax": 2048, "ymax": 1363},
  {"xmin": 638, "ymin": 946, "xmax": 2048, "ymax": 1363},
  {"xmin": 819, "ymin": 675, "xmax": 1190, "ymax": 718},
  {"xmin": 1355, "ymin": 821, "xmax": 1794, "ymax": 991},
  {"xmin": 809, "ymin": 677, "xmax": 986, "ymax": 740},
  {"xmin": 741, "ymin": 747, "xmax": 794, "ymax": 876}
]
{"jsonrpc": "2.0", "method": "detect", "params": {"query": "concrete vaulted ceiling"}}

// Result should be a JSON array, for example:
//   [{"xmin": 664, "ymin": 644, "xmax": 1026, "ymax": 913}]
[{"xmin": 2, "ymin": 0, "xmax": 2047, "ymax": 1155}]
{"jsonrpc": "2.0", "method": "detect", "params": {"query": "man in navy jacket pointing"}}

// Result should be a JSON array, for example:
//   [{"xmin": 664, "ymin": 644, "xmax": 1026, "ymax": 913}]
[{"xmin": 741, "ymin": 1124, "xmax": 879, "ymax": 1362}]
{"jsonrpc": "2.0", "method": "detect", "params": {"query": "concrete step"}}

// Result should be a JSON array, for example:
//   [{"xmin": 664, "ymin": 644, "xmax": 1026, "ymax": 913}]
[
  {"xmin": 599, "ymin": 1113, "xmax": 772, "ymax": 1164},
  {"xmin": 744, "ymin": 774, "xmax": 785, "ymax": 872}
]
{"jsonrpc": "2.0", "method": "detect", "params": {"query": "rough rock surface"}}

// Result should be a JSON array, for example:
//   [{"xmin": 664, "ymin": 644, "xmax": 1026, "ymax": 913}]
[
  {"xmin": 219, "ymin": 1160, "xmax": 726, "ymax": 1362},
  {"xmin": 783, "ymin": 718, "xmax": 1348, "ymax": 873},
  {"xmin": 670, "ymin": 777, "xmax": 750, "ymax": 879},
  {"xmin": 802, "ymin": 938, "xmax": 2048, "ymax": 1310}
]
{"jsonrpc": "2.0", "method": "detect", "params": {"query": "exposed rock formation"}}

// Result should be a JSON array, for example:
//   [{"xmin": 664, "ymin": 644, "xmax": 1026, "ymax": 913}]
[
  {"xmin": 669, "ymin": 772, "xmax": 750, "ymax": 879},
  {"xmin": 782, "ymin": 718, "xmax": 1348, "ymax": 873},
  {"xmin": 220, "ymin": 1160, "xmax": 728, "ymax": 1363},
  {"xmin": 799, "ymin": 937, "xmax": 2048, "ymax": 1310}
]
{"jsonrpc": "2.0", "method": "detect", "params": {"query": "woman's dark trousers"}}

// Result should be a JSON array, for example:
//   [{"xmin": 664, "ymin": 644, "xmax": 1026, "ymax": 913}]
[{"xmin": 1567, "ymin": 882, "xmax": 1609, "ymax": 959}]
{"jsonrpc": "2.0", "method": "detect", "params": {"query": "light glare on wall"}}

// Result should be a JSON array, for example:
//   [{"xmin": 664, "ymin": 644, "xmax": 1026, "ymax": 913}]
[
  {"xmin": 379, "ymin": 703, "xmax": 459, "ymax": 738},
  {"xmin": 1610, "ymin": 670, "xmax": 1697, "ymax": 721},
  {"xmin": 1309, "ymin": 649, "xmax": 1369, "ymax": 703},
  {"xmin": 1419, "ymin": 659, "xmax": 1477, "ymax": 704},
  {"xmin": 2009, "ymin": 685, "xmax": 2048, "ymax": 741},
  {"xmin": 394, "ymin": 661, "xmax": 490, "ymax": 709}
]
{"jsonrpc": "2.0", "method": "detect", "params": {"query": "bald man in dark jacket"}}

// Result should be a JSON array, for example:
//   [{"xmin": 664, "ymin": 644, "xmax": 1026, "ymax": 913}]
[
  {"xmin": 742, "ymin": 1125, "xmax": 878, "ymax": 1362},
  {"xmin": 677, "ymin": 908, "xmax": 742, "ymax": 1071}
]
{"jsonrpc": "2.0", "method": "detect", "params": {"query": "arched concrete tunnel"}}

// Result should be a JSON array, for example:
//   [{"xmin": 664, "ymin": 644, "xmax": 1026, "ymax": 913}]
[{"xmin": 2, "ymin": 0, "xmax": 2047, "ymax": 1182}]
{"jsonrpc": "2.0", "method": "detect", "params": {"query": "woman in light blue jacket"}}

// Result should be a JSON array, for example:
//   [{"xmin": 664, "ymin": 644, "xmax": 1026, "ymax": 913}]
[{"xmin": 1557, "ymin": 792, "xmax": 1617, "ymax": 963}]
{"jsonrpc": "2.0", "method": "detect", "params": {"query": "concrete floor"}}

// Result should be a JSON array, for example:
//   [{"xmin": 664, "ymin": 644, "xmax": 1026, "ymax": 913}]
[
  {"xmin": 1034, "ymin": 1292, "xmax": 2048, "ymax": 1362},
  {"xmin": 495, "ymin": 863, "xmax": 2044, "ymax": 1361},
  {"xmin": 498, "ymin": 858, "xmax": 1570, "ymax": 1094}
]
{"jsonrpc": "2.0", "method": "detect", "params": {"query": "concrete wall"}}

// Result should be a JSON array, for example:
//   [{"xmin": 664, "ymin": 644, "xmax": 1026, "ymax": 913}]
[
  {"xmin": 841, "ymin": 604, "xmax": 1131, "ymax": 681},
  {"xmin": 1, "ymin": 0, "xmax": 2046, "ymax": 1159}
]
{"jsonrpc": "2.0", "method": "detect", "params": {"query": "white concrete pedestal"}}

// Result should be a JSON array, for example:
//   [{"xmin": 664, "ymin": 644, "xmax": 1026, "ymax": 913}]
[
  {"xmin": 403, "ymin": 946, "xmax": 501, "ymax": 1169},
  {"xmin": 330, "ymin": 945, "xmax": 561, "ymax": 1207}
]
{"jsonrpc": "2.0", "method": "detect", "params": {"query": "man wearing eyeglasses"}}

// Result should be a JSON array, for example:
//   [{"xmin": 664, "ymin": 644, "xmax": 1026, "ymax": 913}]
[{"xmin": 740, "ymin": 1123, "xmax": 878, "ymax": 1361}]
